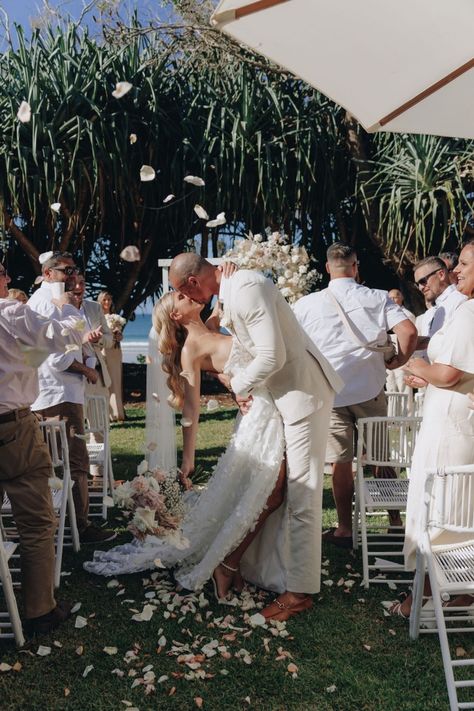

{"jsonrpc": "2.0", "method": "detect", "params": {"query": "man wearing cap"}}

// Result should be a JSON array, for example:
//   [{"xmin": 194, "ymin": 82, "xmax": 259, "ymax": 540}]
[
  {"xmin": 0, "ymin": 261, "xmax": 98, "ymax": 634},
  {"xmin": 28, "ymin": 252, "xmax": 116, "ymax": 545}
]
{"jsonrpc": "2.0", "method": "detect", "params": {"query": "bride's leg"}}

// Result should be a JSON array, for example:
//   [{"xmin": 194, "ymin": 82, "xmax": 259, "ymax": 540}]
[{"xmin": 213, "ymin": 460, "xmax": 287, "ymax": 599}]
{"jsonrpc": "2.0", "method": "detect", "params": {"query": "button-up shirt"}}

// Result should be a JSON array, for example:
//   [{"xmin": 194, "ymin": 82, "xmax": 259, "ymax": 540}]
[
  {"xmin": 293, "ymin": 278, "xmax": 408, "ymax": 407},
  {"xmin": 429, "ymin": 284, "xmax": 467, "ymax": 337},
  {"xmin": 28, "ymin": 282, "xmax": 86, "ymax": 410},
  {"xmin": 0, "ymin": 299, "xmax": 82, "ymax": 414}
]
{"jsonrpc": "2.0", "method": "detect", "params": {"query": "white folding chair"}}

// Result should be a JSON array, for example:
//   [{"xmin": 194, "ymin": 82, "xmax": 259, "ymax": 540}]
[
  {"xmin": 353, "ymin": 416, "xmax": 422, "ymax": 588},
  {"xmin": 0, "ymin": 526, "xmax": 24, "ymax": 647},
  {"xmin": 410, "ymin": 465, "xmax": 474, "ymax": 711},
  {"xmin": 1, "ymin": 419, "xmax": 79, "ymax": 589},
  {"xmin": 386, "ymin": 391, "xmax": 410, "ymax": 417},
  {"xmin": 84, "ymin": 395, "xmax": 115, "ymax": 520}
]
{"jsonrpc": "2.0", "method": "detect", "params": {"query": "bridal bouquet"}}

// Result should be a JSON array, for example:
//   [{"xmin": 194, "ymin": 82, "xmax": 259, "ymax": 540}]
[
  {"xmin": 224, "ymin": 230, "xmax": 320, "ymax": 303},
  {"xmin": 105, "ymin": 313, "xmax": 126, "ymax": 332},
  {"xmin": 114, "ymin": 461, "xmax": 187, "ymax": 542}
]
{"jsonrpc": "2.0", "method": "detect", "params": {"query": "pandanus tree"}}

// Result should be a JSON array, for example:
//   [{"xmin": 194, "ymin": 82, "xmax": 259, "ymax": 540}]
[{"xmin": 0, "ymin": 4, "xmax": 473, "ymax": 315}]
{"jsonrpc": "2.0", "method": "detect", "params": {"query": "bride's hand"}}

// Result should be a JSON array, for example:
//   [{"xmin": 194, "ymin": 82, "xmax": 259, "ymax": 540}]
[
  {"xmin": 217, "ymin": 261, "xmax": 238, "ymax": 278},
  {"xmin": 178, "ymin": 465, "xmax": 193, "ymax": 490}
]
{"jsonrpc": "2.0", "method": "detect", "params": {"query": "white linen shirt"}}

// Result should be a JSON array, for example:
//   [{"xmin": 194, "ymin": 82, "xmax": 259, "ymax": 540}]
[
  {"xmin": 429, "ymin": 284, "xmax": 467, "ymax": 337},
  {"xmin": 293, "ymin": 278, "xmax": 407, "ymax": 407},
  {"xmin": 0, "ymin": 300, "xmax": 82, "ymax": 413},
  {"xmin": 28, "ymin": 282, "xmax": 86, "ymax": 410}
]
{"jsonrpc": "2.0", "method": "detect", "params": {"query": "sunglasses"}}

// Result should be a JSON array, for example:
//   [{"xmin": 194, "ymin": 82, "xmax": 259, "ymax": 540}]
[
  {"xmin": 52, "ymin": 266, "xmax": 79, "ymax": 276},
  {"xmin": 415, "ymin": 268, "xmax": 442, "ymax": 288}
]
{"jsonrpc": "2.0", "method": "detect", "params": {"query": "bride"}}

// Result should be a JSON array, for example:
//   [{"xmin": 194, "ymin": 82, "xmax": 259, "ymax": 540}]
[{"xmin": 85, "ymin": 291, "xmax": 288, "ymax": 600}]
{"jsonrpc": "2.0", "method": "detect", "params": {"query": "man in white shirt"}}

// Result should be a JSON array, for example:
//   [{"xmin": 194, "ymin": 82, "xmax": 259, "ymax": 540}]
[
  {"xmin": 0, "ymin": 262, "xmax": 95, "ymax": 635},
  {"xmin": 28, "ymin": 252, "xmax": 116, "ymax": 545},
  {"xmin": 414, "ymin": 256, "xmax": 466, "ymax": 346},
  {"xmin": 294, "ymin": 243, "xmax": 417, "ymax": 546},
  {"xmin": 385, "ymin": 289, "xmax": 416, "ymax": 397}
]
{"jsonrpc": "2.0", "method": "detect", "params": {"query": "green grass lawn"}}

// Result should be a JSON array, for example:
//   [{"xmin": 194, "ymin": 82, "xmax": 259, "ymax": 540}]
[{"xmin": 0, "ymin": 403, "xmax": 471, "ymax": 710}]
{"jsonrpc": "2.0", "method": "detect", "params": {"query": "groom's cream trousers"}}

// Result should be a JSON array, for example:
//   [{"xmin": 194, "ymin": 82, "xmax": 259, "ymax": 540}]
[{"xmin": 283, "ymin": 357, "xmax": 334, "ymax": 594}]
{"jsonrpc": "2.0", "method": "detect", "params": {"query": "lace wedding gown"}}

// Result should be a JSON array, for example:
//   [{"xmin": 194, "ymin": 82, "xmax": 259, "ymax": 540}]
[{"xmin": 85, "ymin": 339, "xmax": 289, "ymax": 593}]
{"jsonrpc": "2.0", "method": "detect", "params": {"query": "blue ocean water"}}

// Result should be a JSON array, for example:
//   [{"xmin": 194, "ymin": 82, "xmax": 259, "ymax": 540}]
[{"xmin": 122, "ymin": 313, "xmax": 152, "ymax": 363}]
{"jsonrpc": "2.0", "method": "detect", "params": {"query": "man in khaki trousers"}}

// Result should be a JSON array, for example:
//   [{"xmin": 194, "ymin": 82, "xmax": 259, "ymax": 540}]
[{"xmin": 0, "ymin": 263, "xmax": 95, "ymax": 635}]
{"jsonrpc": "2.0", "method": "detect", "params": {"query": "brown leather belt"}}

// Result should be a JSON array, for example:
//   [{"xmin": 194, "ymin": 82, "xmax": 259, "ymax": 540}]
[{"xmin": 0, "ymin": 407, "xmax": 31, "ymax": 424}]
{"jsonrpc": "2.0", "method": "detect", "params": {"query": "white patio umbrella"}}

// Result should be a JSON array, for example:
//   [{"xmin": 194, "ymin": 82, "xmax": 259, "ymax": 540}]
[{"xmin": 211, "ymin": 0, "xmax": 474, "ymax": 139}]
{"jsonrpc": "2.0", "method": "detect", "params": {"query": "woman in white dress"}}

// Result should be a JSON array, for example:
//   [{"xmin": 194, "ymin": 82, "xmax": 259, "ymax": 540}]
[
  {"xmin": 85, "ymin": 292, "xmax": 288, "ymax": 600},
  {"xmin": 97, "ymin": 292, "xmax": 126, "ymax": 422},
  {"xmin": 392, "ymin": 242, "xmax": 474, "ymax": 617}
]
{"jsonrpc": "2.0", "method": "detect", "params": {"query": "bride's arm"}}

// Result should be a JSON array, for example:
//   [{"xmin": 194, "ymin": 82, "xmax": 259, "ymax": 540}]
[
  {"xmin": 179, "ymin": 348, "xmax": 202, "ymax": 488},
  {"xmin": 205, "ymin": 301, "xmax": 221, "ymax": 333}
]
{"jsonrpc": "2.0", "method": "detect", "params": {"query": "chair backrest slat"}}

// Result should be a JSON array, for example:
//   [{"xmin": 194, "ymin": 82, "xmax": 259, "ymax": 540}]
[{"xmin": 425, "ymin": 466, "xmax": 474, "ymax": 533}]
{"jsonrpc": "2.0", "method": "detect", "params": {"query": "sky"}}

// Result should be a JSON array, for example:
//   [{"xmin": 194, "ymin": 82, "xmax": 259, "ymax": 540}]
[{"xmin": 0, "ymin": 0, "xmax": 158, "ymax": 36}]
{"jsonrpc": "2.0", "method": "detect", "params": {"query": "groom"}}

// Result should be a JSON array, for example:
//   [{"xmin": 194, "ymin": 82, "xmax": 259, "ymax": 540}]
[{"xmin": 169, "ymin": 254, "xmax": 343, "ymax": 620}]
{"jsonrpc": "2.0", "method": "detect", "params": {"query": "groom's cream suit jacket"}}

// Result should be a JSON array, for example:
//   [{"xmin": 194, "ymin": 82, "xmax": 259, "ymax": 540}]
[{"xmin": 220, "ymin": 270, "xmax": 343, "ymax": 422}]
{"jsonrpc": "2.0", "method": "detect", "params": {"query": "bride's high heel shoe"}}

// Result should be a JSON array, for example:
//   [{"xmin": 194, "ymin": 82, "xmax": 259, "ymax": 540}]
[{"xmin": 211, "ymin": 562, "xmax": 238, "ymax": 604}]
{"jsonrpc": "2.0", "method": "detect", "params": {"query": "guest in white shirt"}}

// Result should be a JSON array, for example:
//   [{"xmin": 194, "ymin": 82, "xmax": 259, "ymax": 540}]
[
  {"xmin": 28, "ymin": 251, "xmax": 116, "ymax": 546},
  {"xmin": 385, "ymin": 289, "xmax": 416, "ymax": 397},
  {"xmin": 294, "ymin": 243, "xmax": 417, "ymax": 547},
  {"xmin": 0, "ymin": 261, "xmax": 93, "ymax": 635},
  {"xmin": 414, "ymin": 256, "xmax": 466, "ymax": 349}
]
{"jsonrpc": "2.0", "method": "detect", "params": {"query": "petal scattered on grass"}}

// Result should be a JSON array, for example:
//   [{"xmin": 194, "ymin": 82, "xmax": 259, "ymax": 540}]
[
  {"xmin": 82, "ymin": 665, "xmax": 94, "ymax": 678},
  {"xmin": 103, "ymin": 647, "xmax": 118, "ymax": 655},
  {"xmin": 70, "ymin": 602, "xmax": 81, "ymax": 614},
  {"xmin": 36, "ymin": 645, "xmax": 51, "ymax": 657},
  {"xmin": 0, "ymin": 663, "xmax": 12, "ymax": 672},
  {"xmin": 326, "ymin": 684, "xmax": 337, "ymax": 693},
  {"xmin": 74, "ymin": 616, "xmax": 88, "ymax": 629}
]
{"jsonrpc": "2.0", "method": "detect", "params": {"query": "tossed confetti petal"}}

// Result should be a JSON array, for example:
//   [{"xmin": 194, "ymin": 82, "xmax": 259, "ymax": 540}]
[
  {"xmin": 206, "ymin": 212, "xmax": 226, "ymax": 228},
  {"xmin": 193, "ymin": 205, "xmax": 209, "ymax": 220},
  {"xmin": 50, "ymin": 202, "xmax": 61, "ymax": 214},
  {"xmin": 129, "ymin": 133, "xmax": 137, "ymax": 144},
  {"xmin": 140, "ymin": 165, "xmax": 156, "ymax": 182},
  {"xmin": 120, "ymin": 246, "xmax": 141, "ymax": 262},
  {"xmin": 184, "ymin": 175, "xmax": 205, "ymax": 187},
  {"xmin": 163, "ymin": 194, "xmax": 175, "ymax": 203},
  {"xmin": 17, "ymin": 101, "xmax": 31, "ymax": 123},
  {"xmin": 112, "ymin": 81, "xmax": 133, "ymax": 99},
  {"xmin": 39, "ymin": 251, "xmax": 54, "ymax": 265}
]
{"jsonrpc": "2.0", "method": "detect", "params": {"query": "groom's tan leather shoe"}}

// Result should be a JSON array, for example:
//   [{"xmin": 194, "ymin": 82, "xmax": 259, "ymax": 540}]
[{"xmin": 261, "ymin": 594, "xmax": 312, "ymax": 622}]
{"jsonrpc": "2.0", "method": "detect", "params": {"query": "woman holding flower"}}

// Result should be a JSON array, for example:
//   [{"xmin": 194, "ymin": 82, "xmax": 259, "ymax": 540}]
[{"xmin": 97, "ymin": 291, "xmax": 126, "ymax": 422}]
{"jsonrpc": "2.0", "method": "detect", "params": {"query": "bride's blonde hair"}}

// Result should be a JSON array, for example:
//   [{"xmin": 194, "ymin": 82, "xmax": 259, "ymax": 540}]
[{"xmin": 152, "ymin": 293, "xmax": 187, "ymax": 409}]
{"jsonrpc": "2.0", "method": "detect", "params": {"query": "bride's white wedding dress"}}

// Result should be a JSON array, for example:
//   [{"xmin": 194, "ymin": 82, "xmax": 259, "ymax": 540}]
[{"xmin": 84, "ymin": 339, "xmax": 289, "ymax": 594}]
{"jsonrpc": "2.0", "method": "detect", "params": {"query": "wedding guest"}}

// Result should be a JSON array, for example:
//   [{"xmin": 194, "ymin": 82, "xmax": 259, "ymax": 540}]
[
  {"xmin": 97, "ymin": 291, "xmax": 126, "ymax": 422},
  {"xmin": 414, "ymin": 256, "xmax": 466, "ymax": 350},
  {"xmin": 294, "ymin": 243, "xmax": 417, "ymax": 547},
  {"xmin": 392, "ymin": 240, "xmax": 474, "ymax": 617},
  {"xmin": 28, "ymin": 252, "xmax": 116, "ymax": 545},
  {"xmin": 7, "ymin": 288, "xmax": 28, "ymax": 304},
  {"xmin": 0, "ymin": 261, "xmax": 90, "ymax": 635},
  {"xmin": 385, "ymin": 289, "xmax": 416, "ymax": 397},
  {"xmin": 413, "ymin": 296, "xmax": 436, "ymax": 361},
  {"xmin": 439, "ymin": 251, "xmax": 459, "ymax": 285}
]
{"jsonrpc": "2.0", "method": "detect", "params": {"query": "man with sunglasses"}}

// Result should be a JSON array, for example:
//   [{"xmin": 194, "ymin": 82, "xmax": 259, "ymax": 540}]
[
  {"xmin": 0, "ymin": 261, "xmax": 102, "ymax": 634},
  {"xmin": 28, "ymin": 251, "xmax": 116, "ymax": 545},
  {"xmin": 413, "ymin": 256, "xmax": 466, "ymax": 347}
]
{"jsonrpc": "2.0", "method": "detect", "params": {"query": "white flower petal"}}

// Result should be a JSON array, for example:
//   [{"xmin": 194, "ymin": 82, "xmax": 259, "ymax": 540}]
[
  {"xmin": 152, "ymin": 392, "xmax": 160, "ymax": 402},
  {"xmin": 75, "ymin": 615, "xmax": 88, "ymax": 629},
  {"xmin": 82, "ymin": 664, "xmax": 94, "ymax": 678},
  {"xmin": 206, "ymin": 212, "xmax": 226, "ymax": 228},
  {"xmin": 326, "ymin": 684, "xmax": 337, "ymax": 693},
  {"xmin": 38, "ymin": 251, "xmax": 54, "ymax": 265},
  {"xmin": 120, "ymin": 246, "xmax": 141, "ymax": 262},
  {"xmin": 50, "ymin": 203, "xmax": 61, "ymax": 214},
  {"xmin": 112, "ymin": 81, "xmax": 133, "ymax": 99},
  {"xmin": 184, "ymin": 175, "xmax": 205, "ymax": 187},
  {"xmin": 140, "ymin": 165, "xmax": 156, "ymax": 182},
  {"xmin": 0, "ymin": 663, "xmax": 12, "ymax": 672},
  {"xmin": 71, "ymin": 602, "xmax": 81, "ymax": 614},
  {"xmin": 206, "ymin": 398, "xmax": 219, "ymax": 413},
  {"xmin": 129, "ymin": 133, "xmax": 137, "ymax": 144},
  {"xmin": 36, "ymin": 645, "xmax": 51, "ymax": 656},
  {"xmin": 65, "ymin": 344, "xmax": 80, "ymax": 353},
  {"xmin": 17, "ymin": 101, "xmax": 31, "ymax": 123},
  {"xmin": 163, "ymin": 194, "xmax": 175, "ymax": 203},
  {"xmin": 193, "ymin": 204, "xmax": 209, "ymax": 220},
  {"xmin": 103, "ymin": 646, "xmax": 118, "ymax": 655}
]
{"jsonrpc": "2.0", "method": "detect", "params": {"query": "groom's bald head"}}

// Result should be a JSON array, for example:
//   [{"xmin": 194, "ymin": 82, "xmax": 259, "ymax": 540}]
[{"xmin": 169, "ymin": 253, "xmax": 219, "ymax": 303}]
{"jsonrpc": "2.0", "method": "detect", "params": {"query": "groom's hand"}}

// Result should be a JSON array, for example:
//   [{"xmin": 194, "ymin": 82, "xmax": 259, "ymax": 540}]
[{"xmin": 235, "ymin": 394, "xmax": 253, "ymax": 415}]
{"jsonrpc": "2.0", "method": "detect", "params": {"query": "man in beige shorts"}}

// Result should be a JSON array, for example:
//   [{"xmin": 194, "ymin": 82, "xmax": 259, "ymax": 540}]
[{"xmin": 294, "ymin": 243, "xmax": 417, "ymax": 547}]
